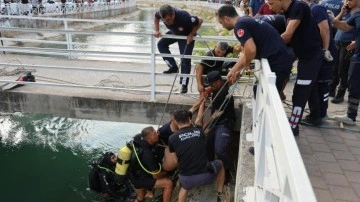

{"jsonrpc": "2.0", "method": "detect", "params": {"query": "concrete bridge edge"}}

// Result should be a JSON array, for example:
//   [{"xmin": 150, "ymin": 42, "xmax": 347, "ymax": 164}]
[{"xmin": 235, "ymin": 103, "xmax": 255, "ymax": 202}]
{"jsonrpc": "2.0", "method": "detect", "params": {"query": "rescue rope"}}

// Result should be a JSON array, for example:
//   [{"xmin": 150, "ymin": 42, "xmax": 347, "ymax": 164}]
[
  {"xmin": 131, "ymin": 143, "xmax": 161, "ymax": 175},
  {"xmin": 195, "ymin": 69, "xmax": 245, "ymax": 127},
  {"xmin": 157, "ymin": 44, "xmax": 189, "ymax": 130},
  {"xmin": 202, "ymin": 69, "xmax": 245, "ymax": 134}
]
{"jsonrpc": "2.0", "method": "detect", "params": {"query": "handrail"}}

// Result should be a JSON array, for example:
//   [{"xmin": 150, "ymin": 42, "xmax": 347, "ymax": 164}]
[
  {"xmin": 239, "ymin": 58, "xmax": 316, "ymax": 202},
  {"xmin": 0, "ymin": 17, "xmax": 249, "ymax": 101}
]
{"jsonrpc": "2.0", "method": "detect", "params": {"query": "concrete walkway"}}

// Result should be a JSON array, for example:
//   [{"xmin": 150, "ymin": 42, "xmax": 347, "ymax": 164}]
[{"xmin": 1, "ymin": 54, "xmax": 360, "ymax": 201}]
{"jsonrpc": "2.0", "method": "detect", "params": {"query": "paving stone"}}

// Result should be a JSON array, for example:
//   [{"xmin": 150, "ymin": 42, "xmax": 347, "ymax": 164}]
[
  {"xmin": 351, "ymin": 183, "xmax": 360, "ymax": 198},
  {"xmin": 296, "ymin": 137, "xmax": 309, "ymax": 145},
  {"xmin": 349, "ymin": 147, "xmax": 360, "ymax": 155},
  {"xmin": 339, "ymin": 133, "xmax": 358, "ymax": 140},
  {"xmin": 356, "ymin": 155, "xmax": 360, "ymax": 162},
  {"xmin": 315, "ymin": 152, "xmax": 336, "ymax": 162},
  {"xmin": 305, "ymin": 164, "xmax": 323, "ymax": 176},
  {"xmin": 344, "ymin": 139, "xmax": 360, "ymax": 148},
  {"xmin": 324, "ymin": 173, "xmax": 349, "ymax": 186},
  {"xmin": 333, "ymin": 150, "xmax": 356, "ymax": 160},
  {"xmin": 302, "ymin": 153, "xmax": 317, "ymax": 165},
  {"xmin": 328, "ymin": 142, "xmax": 350, "ymax": 152},
  {"xmin": 303, "ymin": 127, "xmax": 323, "ymax": 137},
  {"xmin": 324, "ymin": 135, "xmax": 343, "ymax": 144},
  {"xmin": 310, "ymin": 143, "xmax": 331, "ymax": 153},
  {"xmin": 310, "ymin": 175, "xmax": 328, "ymax": 189},
  {"xmin": 314, "ymin": 188, "xmax": 334, "ymax": 202},
  {"xmin": 344, "ymin": 171, "xmax": 360, "ymax": 183},
  {"xmin": 322, "ymin": 129, "xmax": 340, "ymax": 136},
  {"xmin": 307, "ymin": 136, "xmax": 327, "ymax": 144},
  {"xmin": 328, "ymin": 185, "xmax": 358, "ymax": 201},
  {"xmin": 338, "ymin": 160, "xmax": 360, "ymax": 172},
  {"xmin": 298, "ymin": 144, "xmax": 313, "ymax": 155},
  {"xmin": 318, "ymin": 162, "xmax": 343, "ymax": 174}
]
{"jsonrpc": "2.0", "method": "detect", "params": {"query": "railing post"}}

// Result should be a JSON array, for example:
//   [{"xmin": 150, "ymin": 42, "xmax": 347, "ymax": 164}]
[
  {"xmin": 64, "ymin": 20, "xmax": 73, "ymax": 59},
  {"xmin": 150, "ymin": 34, "xmax": 156, "ymax": 102}
]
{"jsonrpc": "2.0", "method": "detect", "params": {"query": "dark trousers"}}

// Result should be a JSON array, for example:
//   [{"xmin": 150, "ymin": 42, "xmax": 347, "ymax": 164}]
[
  {"xmin": 308, "ymin": 59, "xmax": 333, "ymax": 118},
  {"xmin": 347, "ymin": 60, "xmax": 360, "ymax": 121},
  {"xmin": 330, "ymin": 41, "xmax": 352, "ymax": 92},
  {"xmin": 253, "ymin": 69, "xmax": 290, "ymax": 100},
  {"xmin": 157, "ymin": 31, "xmax": 195, "ymax": 86},
  {"xmin": 206, "ymin": 125, "xmax": 231, "ymax": 170},
  {"xmin": 289, "ymin": 51, "xmax": 323, "ymax": 128}
]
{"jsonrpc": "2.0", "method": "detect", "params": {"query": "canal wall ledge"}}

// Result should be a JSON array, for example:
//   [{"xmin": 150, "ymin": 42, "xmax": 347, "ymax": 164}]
[{"xmin": 0, "ymin": 54, "xmax": 245, "ymax": 127}]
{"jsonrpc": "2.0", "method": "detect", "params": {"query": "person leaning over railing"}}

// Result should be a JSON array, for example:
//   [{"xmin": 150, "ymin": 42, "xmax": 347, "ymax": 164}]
[
  {"xmin": 216, "ymin": 5, "xmax": 292, "ymax": 102},
  {"xmin": 153, "ymin": 4, "xmax": 203, "ymax": 94}
]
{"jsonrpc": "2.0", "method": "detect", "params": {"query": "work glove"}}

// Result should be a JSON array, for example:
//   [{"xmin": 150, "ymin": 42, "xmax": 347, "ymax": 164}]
[{"xmin": 323, "ymin": 49, "xmax": 333, "ymax": 62}]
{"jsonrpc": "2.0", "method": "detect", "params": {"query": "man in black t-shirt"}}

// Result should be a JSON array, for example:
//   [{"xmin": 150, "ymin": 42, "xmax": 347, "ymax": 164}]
[
  {"xmin": 267, "ymin": 0, "xmax": 325, "ymax": 136},
  {"xmin": 129, "ymin": 127, "xmax": 173, "ymax": 202},
  {"xmin": 203, "ymin": 71, "xmax": 235, "ymax": 182},
  {"xmin": 167, "ymin": 110, "xmax": 225, "ymax": 202},
  {"xmin": 196, "ymin": 41, "xmax": 241, "ymax": 98}
]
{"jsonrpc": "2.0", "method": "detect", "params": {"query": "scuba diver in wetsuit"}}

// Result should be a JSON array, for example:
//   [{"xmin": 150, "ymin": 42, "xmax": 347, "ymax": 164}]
[{"xmin": 89, "ymin": 152, "xmax": 134, "ymax": 202}]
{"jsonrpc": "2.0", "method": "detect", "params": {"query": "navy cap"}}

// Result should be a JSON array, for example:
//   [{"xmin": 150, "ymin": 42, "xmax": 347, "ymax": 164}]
[{"xmin": 205, "ymin": 71, "xmax": 222, "ymax": 85}]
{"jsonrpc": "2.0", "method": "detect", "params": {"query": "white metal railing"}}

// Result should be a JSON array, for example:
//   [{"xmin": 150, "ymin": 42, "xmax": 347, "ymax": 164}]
[
  {"xmin": 0, "ymin": 0, "xmax": 135, "ymax": 16},
  {"xmin": 239, "ymin": 59, "xmax": 316, "ymax": 202},
  {"xmin": 0, "ymin": 16, "xmax": 244, "ymax": 101}
]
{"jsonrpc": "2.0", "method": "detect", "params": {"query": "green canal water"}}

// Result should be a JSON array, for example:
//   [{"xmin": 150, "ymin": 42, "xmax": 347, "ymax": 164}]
[{"xmin": 0, "ymin": 113, "xmax": 152, "ymax": 202}]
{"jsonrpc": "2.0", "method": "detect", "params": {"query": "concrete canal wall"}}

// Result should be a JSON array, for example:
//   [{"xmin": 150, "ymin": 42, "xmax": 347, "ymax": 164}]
[{"xmin": 0, "ymin": 90, "xmax": 243, "ymax": 127}]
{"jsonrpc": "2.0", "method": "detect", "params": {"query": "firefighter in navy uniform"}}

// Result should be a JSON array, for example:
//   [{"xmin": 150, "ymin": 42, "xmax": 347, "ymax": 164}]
[
  {"xmin": 154, "ymin": 4, "xmax": 203, "ymax": 94},
  {"xmin": 267, "ymin": 0, "xmax": 325, "ymax": 136},
  {"xmin": 300, "ymin": 2, "xmax": 337, "ymax": 126},
  {"xmin": 216, "ymin": 5, "xmax": 292, "ymax": 98}
]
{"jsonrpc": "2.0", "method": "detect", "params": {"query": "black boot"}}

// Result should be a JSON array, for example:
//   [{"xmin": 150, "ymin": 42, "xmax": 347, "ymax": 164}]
[
  {"xmin": 180, "ymin": 85, "xmax": 188, "ymax": 94},
  {"xmin": 331, "ymin": 90, "xmax": 345, "ymax": 104},
  {"xmin": 163, "ymin": 68, "xmax": 178, "ymax": 74}
]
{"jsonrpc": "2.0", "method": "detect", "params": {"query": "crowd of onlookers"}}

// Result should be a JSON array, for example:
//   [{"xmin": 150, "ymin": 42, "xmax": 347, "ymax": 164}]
[{"xmin": 0, "ymin": 0, "xmax": 129, "ymax": 15}]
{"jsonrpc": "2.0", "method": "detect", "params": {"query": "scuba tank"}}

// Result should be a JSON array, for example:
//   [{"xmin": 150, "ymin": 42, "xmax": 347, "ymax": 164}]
[{"xmin": 114, "ymin": 142, "xmax": 133, "ymax": 184}]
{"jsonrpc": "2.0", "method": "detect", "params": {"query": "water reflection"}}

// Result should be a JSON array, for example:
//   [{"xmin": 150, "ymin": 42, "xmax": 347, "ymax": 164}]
[{"xmin": 0, "ymin": 113, "xmax": 153, "ymax": 153}]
